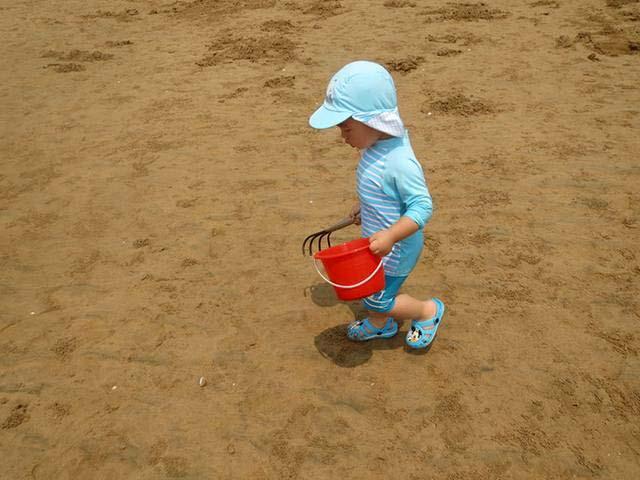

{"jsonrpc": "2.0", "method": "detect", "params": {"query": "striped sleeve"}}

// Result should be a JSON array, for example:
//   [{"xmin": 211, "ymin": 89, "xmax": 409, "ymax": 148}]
[{"xmin": 383, "ymin": 155, "xmax": 432, "ymax": 229}]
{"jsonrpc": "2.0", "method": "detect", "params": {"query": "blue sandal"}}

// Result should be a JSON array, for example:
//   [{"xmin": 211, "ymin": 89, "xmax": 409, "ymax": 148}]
[
  {"xmin": 347, "ymin": 317, "xmax": 398, "ymax": 341},
  {"xmin": 406, "ymin": 298, "xmax": 445, "ymax": 349}
]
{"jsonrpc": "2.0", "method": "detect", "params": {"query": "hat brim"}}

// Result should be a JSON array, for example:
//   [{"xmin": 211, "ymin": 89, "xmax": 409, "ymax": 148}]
[{"xmin": 309, "ymin": 105, "xmax": 352, "ymax": 129}]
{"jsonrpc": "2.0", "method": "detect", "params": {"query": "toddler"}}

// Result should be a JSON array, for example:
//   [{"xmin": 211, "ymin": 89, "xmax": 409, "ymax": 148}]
[{"xmin": 309, "ymin": 60, "xmax": 445, "ymax": 349}]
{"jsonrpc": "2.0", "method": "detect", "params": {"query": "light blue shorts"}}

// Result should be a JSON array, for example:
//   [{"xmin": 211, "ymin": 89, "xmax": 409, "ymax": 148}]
[{"xmin": 361, "ymin": 275, "xmax": 408, "ymax": 313}]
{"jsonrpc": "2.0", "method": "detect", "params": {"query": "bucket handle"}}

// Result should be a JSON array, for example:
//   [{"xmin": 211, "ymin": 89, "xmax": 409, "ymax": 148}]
[{"xmin": 313, "ymin": 257, "xmax": 384, "ymax": 289}]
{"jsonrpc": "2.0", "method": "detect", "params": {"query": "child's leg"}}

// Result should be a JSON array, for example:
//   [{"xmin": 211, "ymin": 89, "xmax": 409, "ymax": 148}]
[
  {"xmin": 347, "ymin": 275, "xmax": 406, "ymax": 341},
  {"xmin": 368, "ymin": 294, "xmax": 437, "ymax": 328},
  {"xmin": 353, "ymin": 275, "xmax": 445, "ymax": 347}
]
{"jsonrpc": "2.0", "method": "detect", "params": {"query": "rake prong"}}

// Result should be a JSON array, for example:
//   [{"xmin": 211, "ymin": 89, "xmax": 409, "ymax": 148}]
[
  {"xmin": 310, "ymin": 232, "xmax": 324, "ymax": 256},
  {"xmin": 316, "ymin": 232, "xmax": 324, "ymax": 254},
  {"xmin": 323, "ymin": 231, "xmax": 330, "ymax": 251},
  {"xmin": 307, "ymin": 233, "xmax": 316, "ymax": 256},
  {"xmin": 303, "ymin": 232, "xmax": 318, "ymax": 256}
]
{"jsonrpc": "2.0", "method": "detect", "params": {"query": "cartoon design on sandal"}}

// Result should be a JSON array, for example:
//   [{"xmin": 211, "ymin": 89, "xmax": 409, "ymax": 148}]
[{"xmin": 407, "ymin": 328, "xmax": 422, "ymax": 344}]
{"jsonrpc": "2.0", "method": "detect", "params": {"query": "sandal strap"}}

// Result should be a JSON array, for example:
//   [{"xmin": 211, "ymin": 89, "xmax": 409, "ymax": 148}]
[
  {"xmin": 412, "ymin": 316, "xmax": 440, "ymax": 329},
  {"xmin": 382, "ymin": 317, "xmax": 396, "ymax": 331},
  {"xmin": 412, "ymin": 298, "xmax": 445, "ymax": 329},
  {"xmin": 351, "ymin": 318, "xmax": 396, "ymax": 337},
  {"xmin": 361, "ymin": 317, "xmax": 396, "ymax": 333},
  {"xmin": 358, "ymin": 318, "xmax": 379, "ymax": 335}
]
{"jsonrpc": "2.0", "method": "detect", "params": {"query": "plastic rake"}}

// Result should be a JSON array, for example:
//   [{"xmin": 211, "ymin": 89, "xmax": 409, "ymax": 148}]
[{"xmin": 302, "ymin": 217, "xmax": 355, "ymax": 256}]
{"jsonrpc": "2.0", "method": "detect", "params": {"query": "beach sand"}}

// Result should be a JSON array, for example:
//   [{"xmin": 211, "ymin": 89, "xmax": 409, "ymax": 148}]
[{"xmin": 1, "ymin": 0, "xmax": 639, "ymax": 478}]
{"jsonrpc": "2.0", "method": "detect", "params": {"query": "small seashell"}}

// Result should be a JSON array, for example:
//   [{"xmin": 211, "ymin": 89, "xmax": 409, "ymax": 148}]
[
  {"xmin": 199, "ymin": 377, "xmax": 206, "ymax": 387},
  {"xmin": 112, "ymin": 385, "xmax": 117, "ymax": 390}
]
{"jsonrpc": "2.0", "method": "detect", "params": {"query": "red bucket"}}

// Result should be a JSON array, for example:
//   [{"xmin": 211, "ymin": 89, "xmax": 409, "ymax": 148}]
[{"xmin": 313, "ymin": 238, "xmax": 385, "ymax": 301}]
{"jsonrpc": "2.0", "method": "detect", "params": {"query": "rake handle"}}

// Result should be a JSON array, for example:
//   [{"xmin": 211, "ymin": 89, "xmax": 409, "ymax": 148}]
[{"xmin": 323, "ymin": 216, "xmax": 356, "ymax": 233}]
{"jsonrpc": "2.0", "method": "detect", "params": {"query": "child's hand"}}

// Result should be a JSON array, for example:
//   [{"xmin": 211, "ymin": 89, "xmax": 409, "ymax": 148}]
[
  {"xmin": 349, "ymin": 203, "xmax": 361, "ymax": 225},
  {"xmin": 369, "ymin": 230, "xmax": 395, "ymax": 256}
]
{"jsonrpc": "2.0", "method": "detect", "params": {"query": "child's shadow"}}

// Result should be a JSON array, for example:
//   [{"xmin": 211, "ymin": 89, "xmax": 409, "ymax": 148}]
[{"xmin": 306, "ymin": 283, "xmax": 408, "ymax": 368}]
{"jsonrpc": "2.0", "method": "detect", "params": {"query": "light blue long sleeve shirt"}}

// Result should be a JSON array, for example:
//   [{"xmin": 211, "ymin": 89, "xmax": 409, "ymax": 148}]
[{"xmin": 357, "ymin": 131, "xmax": 432, "ymax": 276}]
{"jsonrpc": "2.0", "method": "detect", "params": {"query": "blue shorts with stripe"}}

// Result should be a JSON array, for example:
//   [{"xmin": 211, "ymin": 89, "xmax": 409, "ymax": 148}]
[{"xmin": 361, "ymin": 275, "xmax": 408, "ymax": 313}]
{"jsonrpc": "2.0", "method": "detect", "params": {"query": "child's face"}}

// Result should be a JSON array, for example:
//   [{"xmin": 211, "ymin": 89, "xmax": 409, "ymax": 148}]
[{"xmin": 337, "ymin": 118, "xmax": 383, "ymax": 150}]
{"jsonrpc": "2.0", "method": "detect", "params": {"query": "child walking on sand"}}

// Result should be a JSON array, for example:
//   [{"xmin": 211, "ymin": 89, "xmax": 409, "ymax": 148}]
[{"xmin": 309, "ymin": 60, "xmax": 445, "ymax": 349}]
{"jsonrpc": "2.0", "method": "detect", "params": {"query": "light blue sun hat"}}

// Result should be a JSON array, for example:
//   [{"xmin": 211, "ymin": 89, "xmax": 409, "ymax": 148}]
[{"xmin": 309, "ymin": 61, "xmax": 405, "ymax": 137}]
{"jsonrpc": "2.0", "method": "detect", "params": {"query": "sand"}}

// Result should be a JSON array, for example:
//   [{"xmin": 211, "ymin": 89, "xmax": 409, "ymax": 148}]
[{"xmin": 1, "ymin": 0, "xmax": 639, "ymax": 478}]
